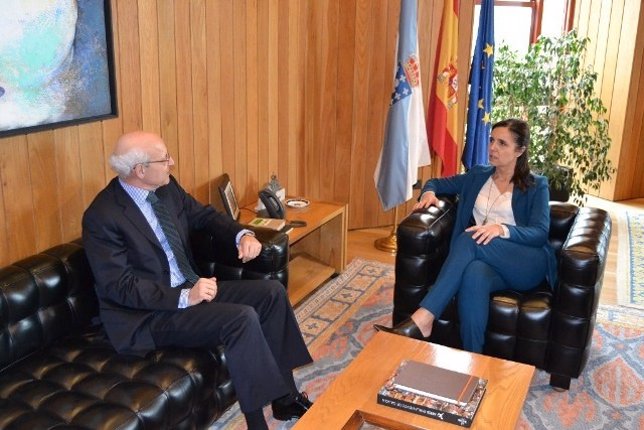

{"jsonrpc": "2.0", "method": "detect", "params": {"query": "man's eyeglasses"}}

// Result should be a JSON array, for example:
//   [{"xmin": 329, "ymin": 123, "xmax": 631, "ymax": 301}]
[{"xmin": 140, "ymin": 154, "xmax": 171, "ymax": 166}]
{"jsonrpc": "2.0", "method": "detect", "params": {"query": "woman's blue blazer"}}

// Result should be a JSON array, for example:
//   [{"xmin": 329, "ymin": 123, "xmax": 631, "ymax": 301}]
[{"xmin": 421, "ymin": 165, "xmax": 557, "ymax": 288}]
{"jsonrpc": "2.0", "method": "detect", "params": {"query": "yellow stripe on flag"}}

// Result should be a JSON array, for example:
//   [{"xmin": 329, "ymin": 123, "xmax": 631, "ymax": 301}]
[{"xmin": 427, "ymin": 0, "xmax": 459, "ymax": 176}]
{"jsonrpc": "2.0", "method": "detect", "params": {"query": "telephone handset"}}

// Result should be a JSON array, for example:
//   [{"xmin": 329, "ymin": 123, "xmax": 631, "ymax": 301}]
[{"xmin": 258, "ymin": 188, "xmax": 286, "ymax": 219}]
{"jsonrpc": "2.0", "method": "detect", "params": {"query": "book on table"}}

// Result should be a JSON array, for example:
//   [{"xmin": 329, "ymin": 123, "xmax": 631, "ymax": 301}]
[
  {"xmin": 377, "ymin": 360, "xmax": 487, "ymax": 428},
  {"xmin": 393, "ymin": 360, "xmax": 479, "ymax": 406},
  {"xmin": 247, "ymin": 217, "xmax": 287, "ymax": 231}
]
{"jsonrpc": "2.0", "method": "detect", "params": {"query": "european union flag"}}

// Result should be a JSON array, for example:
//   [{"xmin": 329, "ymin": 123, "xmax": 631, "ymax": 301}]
[{"xmin": 462, "ymin": 0, "xmax": 494, "ymax": 170}]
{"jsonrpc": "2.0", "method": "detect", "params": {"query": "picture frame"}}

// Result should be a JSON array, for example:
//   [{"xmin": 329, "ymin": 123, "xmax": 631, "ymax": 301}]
[
  {"xmin": 218, "ymin": 174, "xmax": 240, "ymax": 221},
  {"xmin": 0, "ymin": 0, "xmax": 118, "ymax": 137}
]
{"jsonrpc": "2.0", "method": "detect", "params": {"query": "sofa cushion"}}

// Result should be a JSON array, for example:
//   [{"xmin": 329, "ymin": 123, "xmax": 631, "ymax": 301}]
[
  {"xmin": 0, "ymin": 243, "xmax": 97, "ymax": 373},
  {"xmin": 0, "ymin": 325, "xmax": 231, "ymax": 429}
]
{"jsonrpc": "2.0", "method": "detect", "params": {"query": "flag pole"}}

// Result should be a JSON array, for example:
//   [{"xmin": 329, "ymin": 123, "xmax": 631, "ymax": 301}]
[
  {"xmin": 373, "ymin": 0, "xmax": 428, "ymax": 249},
  {"xmin": 374, "ymin": 204, "xmax": 400, "ymax": 253}
]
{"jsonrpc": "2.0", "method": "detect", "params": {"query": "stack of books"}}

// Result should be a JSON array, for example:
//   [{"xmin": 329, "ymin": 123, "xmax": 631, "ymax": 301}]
[{"xmin": 377, "ymin": 360, "xmax": 487, "ymax": 428}]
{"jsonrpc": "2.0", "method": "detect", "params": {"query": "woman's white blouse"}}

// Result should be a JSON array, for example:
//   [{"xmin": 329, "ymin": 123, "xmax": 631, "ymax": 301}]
[{"xmin": 472, "ymin": 176, "xmax": 515, "ymax": 237}]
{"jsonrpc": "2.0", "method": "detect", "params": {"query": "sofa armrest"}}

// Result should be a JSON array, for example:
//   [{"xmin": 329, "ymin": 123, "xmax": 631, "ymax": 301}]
[
  {"xmin": 548, "ymin": 206, "xmax": 611, "ymax": 378},
  {"xmin": 393, "ymin": 197, "xmax": 457, "ymax": 324},
  {"xmin": 190, "ymin": 228, "xmax": 290, "ymax": 288},
  {"xmin": 548, "ymin": 202, "xmax": 580, "ymax": 254}
]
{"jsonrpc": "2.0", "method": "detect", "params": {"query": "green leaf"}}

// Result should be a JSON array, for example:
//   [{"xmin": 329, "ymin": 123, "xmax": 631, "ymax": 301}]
[{"xmin": 491, "ymin": 31, "xmax": 614, "ymax": 201}]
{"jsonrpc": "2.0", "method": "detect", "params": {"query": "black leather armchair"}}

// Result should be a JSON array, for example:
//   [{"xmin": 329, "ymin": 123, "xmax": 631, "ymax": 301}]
[
  {"xmin": 393, "ymin": 197, "xmax": 611, "ymax": 389},
  {"xmin": 0, "ymin": 228, "xmax": 289, "ymax": 429}
]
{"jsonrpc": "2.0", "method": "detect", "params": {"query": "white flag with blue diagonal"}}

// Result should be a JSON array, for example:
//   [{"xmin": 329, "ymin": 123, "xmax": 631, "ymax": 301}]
[{"xmin": 374, "ymin": 0, "xmax": 429, "ymax": 211}]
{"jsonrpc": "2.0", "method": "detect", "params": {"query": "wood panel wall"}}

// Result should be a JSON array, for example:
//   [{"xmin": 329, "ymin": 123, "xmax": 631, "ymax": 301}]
[
  {"xmin": 1, "ymin": 0, "xmax": 641, "ymax": 268},
  {"xmin": 0, "ymin": 0, "xmax": 474, "ymax": 267},
  {"xmin": 304, "ymin": 0, "xmax": 473, "ymax": 230},
  {"xmin": 575, "ymin": 0, "xmax": 644, "ymax": 200}
]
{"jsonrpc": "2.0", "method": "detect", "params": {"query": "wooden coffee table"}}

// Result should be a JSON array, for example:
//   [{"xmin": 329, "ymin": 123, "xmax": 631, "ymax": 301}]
[{"xmin": 293, "ymin": 332, "xmax": 534, "ymax": 429}]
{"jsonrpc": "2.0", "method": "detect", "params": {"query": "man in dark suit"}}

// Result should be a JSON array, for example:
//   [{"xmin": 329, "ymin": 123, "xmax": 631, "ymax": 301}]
[{"xmin": 82, "ymin": 131, "xmax": 313, "ymax": 430}]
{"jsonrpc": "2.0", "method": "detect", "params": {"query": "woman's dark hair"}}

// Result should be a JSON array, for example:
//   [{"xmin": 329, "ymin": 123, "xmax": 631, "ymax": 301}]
[{"xmin": 492, "ymin": 118, "xmax": 534, "ymax": 191}]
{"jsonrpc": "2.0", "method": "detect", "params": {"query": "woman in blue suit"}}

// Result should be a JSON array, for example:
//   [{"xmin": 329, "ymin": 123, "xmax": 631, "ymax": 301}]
[{"xmin": 376, "ymin": 118, "xmax": 556, "ymax": 352}]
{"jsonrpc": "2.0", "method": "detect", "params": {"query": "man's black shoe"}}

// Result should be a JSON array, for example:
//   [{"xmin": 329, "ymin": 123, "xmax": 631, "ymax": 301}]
[
  {"xmin": 272, "ymin": 392, "xmax": 313, "ymax": 421},
  {"xmin": 373, "ymin": 318, "xmax": 428, "ymax": 340}
]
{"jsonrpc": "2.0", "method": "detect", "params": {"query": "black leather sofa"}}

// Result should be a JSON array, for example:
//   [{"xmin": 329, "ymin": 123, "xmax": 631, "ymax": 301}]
[
  {"xmin": 0, "ymin": 228, "xmax": 288, "ymax": 429},
  {"xmin": 393, "ymin": 197, "xmax": 611, "ymax": 389}
]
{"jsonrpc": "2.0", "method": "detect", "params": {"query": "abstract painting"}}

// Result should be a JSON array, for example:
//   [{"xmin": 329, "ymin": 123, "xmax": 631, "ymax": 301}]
[{"xmin": 0, "ymin": 0, "xmax": 117, "ymax": 137}]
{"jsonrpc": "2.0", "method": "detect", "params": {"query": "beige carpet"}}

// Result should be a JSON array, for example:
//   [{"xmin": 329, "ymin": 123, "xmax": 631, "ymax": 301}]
[
  {"xmin": 615, "ymin": 208, "xmax": 644, "ymax": 309},
  {"xmin": 584, "ymin": 195, "xmax": 644, "ymax": 309}
]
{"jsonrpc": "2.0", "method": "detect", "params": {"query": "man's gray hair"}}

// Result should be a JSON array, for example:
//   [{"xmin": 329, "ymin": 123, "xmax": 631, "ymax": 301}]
[{"xmin": 109, "ymin": 149, "xmax": 150, "ymax": 179}]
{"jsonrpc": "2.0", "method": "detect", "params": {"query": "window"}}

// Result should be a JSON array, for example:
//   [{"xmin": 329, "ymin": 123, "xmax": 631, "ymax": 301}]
[
  {"xmin": 472, "ymin": 0, "xmax": 574, "ymax": 55},
  {"xmin": 540, "ymin": 0, "xmax": 571, "ymax": 38}
]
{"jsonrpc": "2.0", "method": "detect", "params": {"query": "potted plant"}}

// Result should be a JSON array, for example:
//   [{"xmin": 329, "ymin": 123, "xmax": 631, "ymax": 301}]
[{"xmin": 492, "ymin": 30, "xmax": 614, "ymax": 204}]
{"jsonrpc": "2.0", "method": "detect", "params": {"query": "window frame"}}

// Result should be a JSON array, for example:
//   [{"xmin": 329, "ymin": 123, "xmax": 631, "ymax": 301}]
[{"xmin": 474, "ymin": 0, "xmax": 575, "ymax": 44}]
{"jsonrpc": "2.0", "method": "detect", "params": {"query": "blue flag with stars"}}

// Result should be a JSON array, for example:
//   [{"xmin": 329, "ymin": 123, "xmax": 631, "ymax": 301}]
[{"xmin": 463, "ymin": 0, "xmax": 494, "ymax": 170}]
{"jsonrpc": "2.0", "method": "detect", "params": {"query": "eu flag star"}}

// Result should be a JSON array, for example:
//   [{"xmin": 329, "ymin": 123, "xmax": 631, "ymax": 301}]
[{"xmin": 483, "ymin": 43, "xmax": 494, "ymax": 57}]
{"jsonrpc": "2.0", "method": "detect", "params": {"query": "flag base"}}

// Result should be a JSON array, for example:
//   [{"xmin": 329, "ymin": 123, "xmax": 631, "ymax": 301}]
[
  {"xmin": 374, "ymin": 232, "xmax": 397, "ymax": 253},
  {"xmin": 374, "ymin": 205, "xmax": 400, "ymax": 254}
]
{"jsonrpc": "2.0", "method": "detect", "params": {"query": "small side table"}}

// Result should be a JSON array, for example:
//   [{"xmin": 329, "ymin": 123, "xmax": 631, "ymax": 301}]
[{"xmin": 240, "ymin": 199, "xmax": 347, "ymax": 305}]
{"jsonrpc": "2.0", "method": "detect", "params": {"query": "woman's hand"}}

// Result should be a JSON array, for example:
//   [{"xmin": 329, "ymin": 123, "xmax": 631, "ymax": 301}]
[
  {"xmin": 466, "ymin": 223, "xmax": 504, "ymax": 245},
  {"xmin": 413, "ymin": 191, "xmax": 439, "ymax": 210}
]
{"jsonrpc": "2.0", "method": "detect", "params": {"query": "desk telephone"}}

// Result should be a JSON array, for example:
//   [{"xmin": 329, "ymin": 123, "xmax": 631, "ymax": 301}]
[
  {"xmin": 258, "ymin": 188, "xmax": 307, "ymax": 228},
  {"xmin": 258, "ymin": 188, "xmax": 286, "ymax": 219}
]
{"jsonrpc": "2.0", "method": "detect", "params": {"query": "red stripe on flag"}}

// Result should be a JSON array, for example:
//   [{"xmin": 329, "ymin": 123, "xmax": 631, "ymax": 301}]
[
  {"xmin": 452, "ymin": 0, "xmax": 459, "ymax": 16},
  {"xmin": 428, "ymin": 97, "xmax": 458, "ymax": 176}
]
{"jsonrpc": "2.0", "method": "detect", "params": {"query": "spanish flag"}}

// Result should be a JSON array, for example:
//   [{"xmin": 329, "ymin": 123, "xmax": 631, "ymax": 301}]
[{"xmin": 427, "ymin": 0, "xmax": 459, "ymax": 176}]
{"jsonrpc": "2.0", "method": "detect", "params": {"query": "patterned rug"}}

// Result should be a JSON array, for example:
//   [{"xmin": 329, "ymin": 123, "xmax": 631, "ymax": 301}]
[
  {"xmin": 617, "ymin": 210, "xmax": 644, "ymax": 309},
  {"xmin": 518, "ymin": 304, "xmax": 643, "ymax": 430},
  {"xmin": 212, "ymin": 259, "xmax": 643, "ymax": 429}
]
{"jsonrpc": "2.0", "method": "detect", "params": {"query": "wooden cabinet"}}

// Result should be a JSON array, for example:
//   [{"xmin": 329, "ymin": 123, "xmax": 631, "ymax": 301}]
[{"xmin": 240, "ymin": 200, "xmax": 347, "ymax": 305}]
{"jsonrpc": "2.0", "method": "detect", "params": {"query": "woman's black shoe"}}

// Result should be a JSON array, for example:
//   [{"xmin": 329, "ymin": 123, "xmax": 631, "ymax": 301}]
[{"xmin": 373, "ymin": 318, "xmax": 428, "ymax": 340}]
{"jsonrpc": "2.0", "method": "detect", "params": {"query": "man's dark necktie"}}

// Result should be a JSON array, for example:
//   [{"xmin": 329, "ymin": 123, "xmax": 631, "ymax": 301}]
[{"xmin": 146, "ymin": 191, "xmax": 200, "ymax": 285}]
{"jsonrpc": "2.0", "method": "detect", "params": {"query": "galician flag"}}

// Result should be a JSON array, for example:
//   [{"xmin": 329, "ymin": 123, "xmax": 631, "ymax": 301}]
[
  {"xmin": 374, "ymin": 0, "xmax": 430, "ymax": 211},
  {"xmin": 463, "ymin": 0, "xmax": 494, "ymax": 170},
  {"xmin": 427, "ymin": 0, "xmax": 459, "ymax": 176}
]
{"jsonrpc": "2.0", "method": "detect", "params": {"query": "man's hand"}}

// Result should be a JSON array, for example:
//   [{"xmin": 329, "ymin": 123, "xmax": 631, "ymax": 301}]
[
  {"xmin": 238, "ymin": 234, "xmax": 262, "ymax": 263},
  {"xmin": 188, "ymin": 277, "xmax": 218, "ymax": 306}
]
